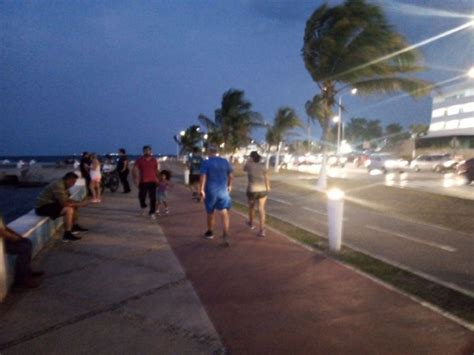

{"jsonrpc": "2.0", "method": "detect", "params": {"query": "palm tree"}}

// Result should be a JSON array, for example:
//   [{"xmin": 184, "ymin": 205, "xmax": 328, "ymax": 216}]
[
  {"xmin": 173, "ymin": 125, "xmax": 203, "ymax": 155},
  {"xmin": 302, "ymin": 0, "xmax": 431, "ymax": 190},
  {"xmin": 266, "ymin": 107, "xmax": 301, "ymax": 172},
  {"xmin": 199, "ymin": 89, "xmax": 263, "ymax": 154}
]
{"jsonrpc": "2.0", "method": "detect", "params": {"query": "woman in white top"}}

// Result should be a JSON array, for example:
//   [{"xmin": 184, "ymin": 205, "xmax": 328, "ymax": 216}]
[
  {"xmin": 243, "ymin": 151, "xmax": 270, "ymax": 237},
  {"xmin": 89, "ymin": 153, "xmax": 102, "ymax": 203}
]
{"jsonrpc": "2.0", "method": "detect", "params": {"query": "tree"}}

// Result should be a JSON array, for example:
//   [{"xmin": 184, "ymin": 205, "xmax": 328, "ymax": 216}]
[
  {"xmin": 409, "ymin": 123, "xmax": 429, "ymax": 137},
  {"xmin": 265, "ymin": 107, "xmax": 301, "ymax": 172},
  {"xmin": 198, "ymin": 89, "xmax": 263, "ymax": 154},
  {"xmin": 302, "ymin": 0, "xmax": 431, "ymax": 189},
  {"xmin": 344, "ymin": 117, "xmax": 382, "ymax": 149},
  {"xmin": 384, "ymin": 122, "xmax": 409, "ymax": 149},
  {"xmin": 174, "ymin": 125, "xmax": 203, "ymax": 154}
]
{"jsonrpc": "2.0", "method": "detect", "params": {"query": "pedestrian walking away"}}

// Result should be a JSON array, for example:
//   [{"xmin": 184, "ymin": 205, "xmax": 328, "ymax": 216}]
[
  {"xmin": 187, "ymin": 147, "xmax": 203, "ymax": 201},
  {"xmin": 156, "ymin": 170, "xmax": 172, "ymax": 216},
  {"xmin": 0, "ymin": 213, "xmax": 45, "ymax": 289},
  {"xmin": 244, "ymin": 151, "xmax": 270, "ymax": 237},
  {"xmin": 35, "ymin": 172, "xmax": 89, "ymax": 242},
  {"xmin": 199, "ymin": 144, "xmax": 233, "ymax": 246},
  {"xmin": 133, "ymin": 145, "xmax": 160, "ymax": 219},
  {"xmin": 117, "ymin": 148, "xmax": 131, "ymax": 193}
]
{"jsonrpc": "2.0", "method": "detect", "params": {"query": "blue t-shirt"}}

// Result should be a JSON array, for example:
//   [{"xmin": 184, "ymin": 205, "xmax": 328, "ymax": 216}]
[
  {"xmin": 189, "ymin": 154, "xmax": 203, "ymax": 175},
  {"xmin": 200, "ymin": 156, "xmax": 233, "ymax": 194}
]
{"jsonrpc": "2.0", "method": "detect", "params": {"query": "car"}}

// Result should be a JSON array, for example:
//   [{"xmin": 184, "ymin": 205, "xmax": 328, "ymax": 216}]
[
  {"xmin": 410, "ymin": 154, "xmax": 452, "ymax": 173},
  {"xmin": 456, "ymin": 158, "xmax": 474, "ymax": 184},
  {"xmin": 365, "ymin": 153, "xmax": 408, "ymax": 173}
]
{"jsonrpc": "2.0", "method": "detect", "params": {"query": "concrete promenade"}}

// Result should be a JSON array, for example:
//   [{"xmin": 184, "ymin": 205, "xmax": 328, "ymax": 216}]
[{"xmin": 0, "ymin": 184, "xmax": 473, "ymax": 354}]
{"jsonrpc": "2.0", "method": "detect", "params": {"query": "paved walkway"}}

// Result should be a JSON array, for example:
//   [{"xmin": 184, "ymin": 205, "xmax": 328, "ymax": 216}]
[
  {"xmin": 159, "ymin": 185, "xmax": 474, "ymax": 354},
  {"xmin": 0, "ymin": 191, "xmax": 223, "ymax": 354},
  {"xmin": 1, "ymin": 185, "xmax": 473, "ymax": 354}
]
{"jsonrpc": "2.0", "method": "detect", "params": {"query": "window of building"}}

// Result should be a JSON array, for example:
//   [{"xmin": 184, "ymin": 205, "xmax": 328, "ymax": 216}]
[
  {"xmin": 459, "ymin": 117, "xmax": 474, "ymax": 128},
  {"xmin": 432, "ymin": 108, "xmax": 445, "ymax": 118},
  {"xmin": 447, "ymin": 105, "xmax": 461, "ymax": 116},
  {"xmin": 429, "ymin": 122, "xmax": 445, "ymax": 131},
  {"xmin": 445, "ymin": 120, "xmax": 459, "ymax": 129}
]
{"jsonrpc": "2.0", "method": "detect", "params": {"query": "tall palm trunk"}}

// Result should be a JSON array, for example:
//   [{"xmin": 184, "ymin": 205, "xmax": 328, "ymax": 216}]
[
  {"xmin": 316, "ymin": 119, "xmax": 330, "ymax": 191},
  {"xmin": 274, "ymin": 142, "xmax": 282, "ymax": 173}
]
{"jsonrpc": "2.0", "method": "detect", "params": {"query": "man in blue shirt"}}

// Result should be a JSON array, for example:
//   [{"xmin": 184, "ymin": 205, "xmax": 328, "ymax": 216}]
[{"xmin": 199, "ymin": 145, "xmax": 233, "ymax": 246}]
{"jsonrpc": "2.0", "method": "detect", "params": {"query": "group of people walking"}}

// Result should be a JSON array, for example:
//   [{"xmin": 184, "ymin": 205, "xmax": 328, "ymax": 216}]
[
  {"xmin": 187, "ymin": 145, "xmax": 270, "ymax": 246},
  {"xmin": 1, "ymin": 144, "xmax": 269, "ymax": 290}
]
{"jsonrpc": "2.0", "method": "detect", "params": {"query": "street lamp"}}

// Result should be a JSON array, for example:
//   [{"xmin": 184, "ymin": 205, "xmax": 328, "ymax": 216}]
[
  {"xmin": 468, "ymin": 66, "xmax": 474, "ymax": 79},
  {"xmin": 335, "ymin": 88, "xmax": 357, "ymax": 154}
]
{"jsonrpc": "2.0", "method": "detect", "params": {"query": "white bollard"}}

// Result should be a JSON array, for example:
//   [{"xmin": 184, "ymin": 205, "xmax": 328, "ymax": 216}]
[
  {"xmin": 184, "ymin": 167, "xmax": 190, "ymax": 185},
  {"xmin": 327, "ymin": 188, "xmax": 345, "ymax": 252}
]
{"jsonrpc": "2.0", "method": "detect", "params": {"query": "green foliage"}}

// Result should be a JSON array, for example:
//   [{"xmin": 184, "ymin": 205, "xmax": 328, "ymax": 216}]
[
  {"xmin": 409, "ymin": 123, "xmax": 429, "ymax": 137},
  {"xmin": 198, "ymin": 89, "xmax": 263, "ymax": 153},
  {"xmin": 302, "ymin": 0, "xmax": 432, "ymax": 147},
  {"xmin": 345, "ymin": 117, "xmax": 382, "ymax": 146},
  {"xmin": 266, "ymin": 107, "xmax": 302, "ymax": 146},
  {"xmin": 175, "ymin": 125, "xmax": 203, "ymax": 154}
]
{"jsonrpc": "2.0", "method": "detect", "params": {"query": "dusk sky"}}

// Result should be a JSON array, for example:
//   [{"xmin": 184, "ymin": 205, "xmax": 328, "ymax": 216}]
[{"xmin": 1, "ymin": 0, "xmax": 473, "ymax": 156}]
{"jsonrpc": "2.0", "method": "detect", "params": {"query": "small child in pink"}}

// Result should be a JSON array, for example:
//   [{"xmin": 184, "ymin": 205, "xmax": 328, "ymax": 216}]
[{"xmin": 156, "ymin": 170, "xmax": 172, "ymax": 215}]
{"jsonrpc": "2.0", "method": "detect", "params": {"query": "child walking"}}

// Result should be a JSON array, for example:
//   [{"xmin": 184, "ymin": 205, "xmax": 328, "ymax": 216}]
[{"xmin": 156, "ymin": 170, "xmax": 172, "ymax": 215}]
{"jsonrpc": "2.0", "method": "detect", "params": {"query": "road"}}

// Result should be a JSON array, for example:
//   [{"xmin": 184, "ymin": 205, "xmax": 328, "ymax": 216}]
[{"xmin": 231, "ymin": 165, "xmax": 474, "ymax": 297}]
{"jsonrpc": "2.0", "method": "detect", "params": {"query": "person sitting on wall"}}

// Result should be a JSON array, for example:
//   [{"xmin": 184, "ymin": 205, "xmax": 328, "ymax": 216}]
[
  {"xmin": 35, "ymin": 172, "xmax": 89, "ymax": 242},
  {"xmin": 0, "ymin": 212, "xmax": 44, "ymax": 289}
]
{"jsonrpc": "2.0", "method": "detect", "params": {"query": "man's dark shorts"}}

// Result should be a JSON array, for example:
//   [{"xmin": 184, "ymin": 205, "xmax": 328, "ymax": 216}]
[
  {"xmin": 246, "ymin": 191, "xmax": 268, "ymax": 201},
  {"xmin": 189, "ymin": 174, "xmax": 200, "ymax": 184},
  {"xmin": 35, "ymin": 203, "xmax": 63, "ymax": 220}
]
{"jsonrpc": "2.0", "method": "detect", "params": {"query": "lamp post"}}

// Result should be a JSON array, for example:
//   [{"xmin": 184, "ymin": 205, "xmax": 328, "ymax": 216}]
[
  {"xmin": 334, "ymin": 88, "xmax": 357, "ymax": 154},
  {"xmin": 176, "ymin": 130, "xmax": 185, "ymax": 158}
]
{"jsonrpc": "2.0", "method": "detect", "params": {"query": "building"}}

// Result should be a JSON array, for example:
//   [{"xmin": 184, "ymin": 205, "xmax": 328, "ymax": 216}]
[{"xmin": 417, "ymin": 81, "xmax": 474, "ymax": 156}]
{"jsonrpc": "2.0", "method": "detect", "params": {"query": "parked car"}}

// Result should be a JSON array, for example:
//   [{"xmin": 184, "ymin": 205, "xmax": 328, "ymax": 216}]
[
  {"xmin": 365, "ymin": 153, "xmax": 408, "ymax": 173},
  {"xmin": 410, "ymin": 154, "xmax": 452, "ymax": 172},
  {"xmin": 456, "ymin": 158, "xmax": 474, "ymax": 184}
]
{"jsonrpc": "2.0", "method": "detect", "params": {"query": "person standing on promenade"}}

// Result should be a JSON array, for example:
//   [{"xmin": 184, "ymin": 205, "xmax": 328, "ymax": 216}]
[
  {"xmin": 199, "ymin": 145, "xmax": 233, "ymax": 246},
  {"xmin": 133, "ymin": 145, "xmax": 160, "ymax": 220},
  {"xmin": 117, "ymin": 148, "xmax": 131, "ymax": 193},
  {"xmin": 79, "ymin": 152, "xmax": 92, "ymax": 196},
  {"xmin": 89, "ymin": 153, "xmax": 102, "ymax": 203},
  {"xmin": 0, "ymin": 212, "xmax": 45, "ymax": 289},
  {"xmin": 243, "ymin": 151, "xmax": 270, "ymax": 237},
  {"xmin": 35, "ymin": 172, "xmax": 89, "ymax": 242},
  {"xmin": 187, "ymin": 147, "xmax": 203, "ymax": 201}
]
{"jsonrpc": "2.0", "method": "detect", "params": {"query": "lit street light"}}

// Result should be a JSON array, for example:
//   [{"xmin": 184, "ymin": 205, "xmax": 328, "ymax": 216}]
[{"xmin": 468, "ymin": 67, "xmax": 474, "ymax": 79}]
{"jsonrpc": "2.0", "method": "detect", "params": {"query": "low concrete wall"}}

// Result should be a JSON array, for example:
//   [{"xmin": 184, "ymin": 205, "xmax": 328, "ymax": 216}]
[{"xmin": 0, "ymin": 177, "xmax": 86, "ymax": 301}]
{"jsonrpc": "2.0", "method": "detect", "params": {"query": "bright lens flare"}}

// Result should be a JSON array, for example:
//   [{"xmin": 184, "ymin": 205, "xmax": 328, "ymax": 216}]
[
  {"xmin": 327, "ymin": 188, "xmax": 345, "ymax": 200},
  {"xmin": 468, "ymin": 67, "xmax": 474, "ymax": 78}
]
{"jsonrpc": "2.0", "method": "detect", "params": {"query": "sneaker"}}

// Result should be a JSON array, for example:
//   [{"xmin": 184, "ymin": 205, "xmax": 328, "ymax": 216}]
[
  {"xmin": 72, "ymin": 224, "xmax": 88, "ymax": 233},
  {"xmin": 150, "ymin": 213, "xmax": 157, "ymax": 220},
  {"xmin": 164, "ymin": 208, "xmax": 169, "ymax": 215},
  {"xmin": 204, "ymin": 230, "xmax": 214, "ymax": 240},
  {"xmin": 222, "ymin": 234, "xmax": 230, "ymax": 247},
  {"xmin": 258, "ymin": 229, "xmax": 266, "ymax": 237},
  {"xmin": 139, "ymin": 208, "xmax": 146, "ymax": 216},
  {"xmin": 63, "ymin": 231, "xmax": 82, "ymax": 242},
  {"xmin": 246, "ymin": 221, "xmax": 255, "ymax": 230}
]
